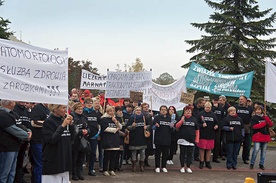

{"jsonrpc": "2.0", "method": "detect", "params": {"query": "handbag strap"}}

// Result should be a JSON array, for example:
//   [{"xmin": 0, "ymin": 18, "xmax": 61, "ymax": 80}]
[{"xmin": 143, "ymin": 116, "xmax": 146, "ymax": 126}]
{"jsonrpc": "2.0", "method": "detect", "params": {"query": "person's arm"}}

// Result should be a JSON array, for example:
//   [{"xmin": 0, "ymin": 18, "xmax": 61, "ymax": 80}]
[
  {"xmin": 43, "ymin": 116, "xmax": 73, "ymax": 145},
  {"xmin": 104, "ymin": 127, "xmax": 118, "ymax": 133},
  {"xmin": 5, "ymin": 125, "xmax": 29, "ymax": 140},
  {"xmin": 221, "ymin": 118, "xmax": 231, "ymax": 131},
  {"xmin": 175, "ymin": 116, "xmax": 184, "ymax": 129},
  {"xmin": 264, "ymin": 116, "xmax": 274, "ymax": 127},
  {"xmin": 195, "ymin": 129, "xmax": 200, "ymax": 144}
]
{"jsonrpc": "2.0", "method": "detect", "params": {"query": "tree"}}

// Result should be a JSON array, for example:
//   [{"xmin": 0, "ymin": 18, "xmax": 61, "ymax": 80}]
[
  {"xmin": 182, "ymin": 0, "xmax": 276, "ymax": 102},
  {"xmin": 68, "ymin": 58, "xmax": 99, "ymax": 92},
  {"xmin": 128, "ymin": 57, "xmax": 145, "ymax": 72},
  {"xmin": 153, "ymin": 72, "xmax": 175, "ymax": 85},
  {"xmin": 0, "ymin": 1, "xmax": 13, "ymax": 39}
]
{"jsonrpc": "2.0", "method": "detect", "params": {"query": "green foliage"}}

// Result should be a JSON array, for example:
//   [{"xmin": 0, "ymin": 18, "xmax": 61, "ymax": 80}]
[
  {"xmin": 128, "ymin": 58, "xmax": 145, "ymax": 72},
  {"xmin": 182, "ymin": 0, "xmax": 276, "ymax": 103},
  {"xmin": 153, "ymin": 72, "xmax": 175, "ymax": 85},
  {"xmin": 0, "ymin": 0, "xmax": 13, "ymax": 39},
  {"xmin": 68, "ymin": 57, "xmax": 99, "ymax": 93}
]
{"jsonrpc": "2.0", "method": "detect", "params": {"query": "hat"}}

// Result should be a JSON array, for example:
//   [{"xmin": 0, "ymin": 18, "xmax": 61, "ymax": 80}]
[
  {"xmin": 84, "ymin": 89, "xmax": 90, "ymax": 94},
  {"xmin": 213, "ymin": 97, "xmax": 219, "ymax": 101},
  {"xmin": 247, "ymin": 98, "xmax": 252, "ymax": 102}
]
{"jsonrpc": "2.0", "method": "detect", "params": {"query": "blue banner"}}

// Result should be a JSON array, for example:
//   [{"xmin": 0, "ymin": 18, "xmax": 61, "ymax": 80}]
[{"xmin": 185, "ymin": 62, "xmax": 253, "ymax": 98}]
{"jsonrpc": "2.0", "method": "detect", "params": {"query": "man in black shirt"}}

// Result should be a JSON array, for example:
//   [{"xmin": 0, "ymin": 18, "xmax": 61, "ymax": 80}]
[{"xmin": 234, "ymin": 95, "xmax": 253, "ymax": 164}]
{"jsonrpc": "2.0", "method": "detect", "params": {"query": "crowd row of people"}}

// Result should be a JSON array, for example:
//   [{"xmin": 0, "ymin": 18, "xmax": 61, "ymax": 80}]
[{"xmin": 0, "ymin": 89, "xmax": 274, "ymax": 183}]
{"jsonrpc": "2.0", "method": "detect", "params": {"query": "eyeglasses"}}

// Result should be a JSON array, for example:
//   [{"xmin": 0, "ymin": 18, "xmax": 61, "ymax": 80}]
[{"xmin": 85, "ymin": 102, "xmax": 93, "ymax": 104}]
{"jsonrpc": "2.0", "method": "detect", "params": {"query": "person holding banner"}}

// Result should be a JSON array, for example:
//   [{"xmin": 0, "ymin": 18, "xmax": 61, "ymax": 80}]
[
  {"xmin": 153, "ymin": 105, "xmax": 174, "ymax": 173},
  {"xmin": 234, "ymin": 95, "xmax": 253, "ymax": 164},
  {"xmin": 42, "ymin": 104, "xmax": 74, "ymax": 183},
  {"xmin": 100, "ymin": 106, "xmax": 122, "ymax": 176},
  {"xmin": 250, "ymin": 105, "xmax": 273, "ymax": 170},
  {"xmin": 175, "ymin": 105, "xmax": 199, "ymax": 173},
  {"xmin": 197, "ymin": 102, "xmax": 218, "ymax": 169},
  {"xmin": 127, "ymin": 106, "xmax": 150, "ymax": 172}
]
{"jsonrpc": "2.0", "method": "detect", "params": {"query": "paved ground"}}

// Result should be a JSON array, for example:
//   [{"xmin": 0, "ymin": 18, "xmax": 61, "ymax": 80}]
[{"xmin": 24, "ymin": 147, "xmax": 276, "ymax": 183}]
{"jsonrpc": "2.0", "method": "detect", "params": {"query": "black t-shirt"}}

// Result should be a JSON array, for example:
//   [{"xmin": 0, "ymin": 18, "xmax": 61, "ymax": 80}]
[
  {"xmin": 197, "ymin": 110, "xmax": 218, "ymax": 140},
  {"xmin": 234, "ymin": 104, "xmax": 253, "ymax": 124},
  {"xmin": 222, "ymin": 115, "xmax": 244, "ymax": 142},
  {"xmin": 177, "ymin": 116, "xmax": 199, "ymax": 144},
  {"xmin": 30, "ymin": 103, "xmax": 50, "ymax": 144},
  {"xmin": 154, "ymin": 114, "xmax": 172, "ymax": 145},
  {"xmin": 0, "ymin": 109, "xmax": 22, "ymax": 151}
]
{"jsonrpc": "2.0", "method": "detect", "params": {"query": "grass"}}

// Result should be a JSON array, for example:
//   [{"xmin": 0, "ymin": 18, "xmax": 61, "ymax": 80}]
[{"xmin": 268, "ymin": 140, "xmax": 276, "ymax": 147}]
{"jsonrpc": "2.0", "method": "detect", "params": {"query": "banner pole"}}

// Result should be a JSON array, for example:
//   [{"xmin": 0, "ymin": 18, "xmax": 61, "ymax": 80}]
[
  {"xmin": 264, "ymin": 101, "xmax": 267, "ymax": 116},
  {"xmin": 150, "ymin": 68, "xmax": 153, "ymax": 112},
  {"xmin": 103, "ymin": 68, "xmax": 109, "ymax": 113}
]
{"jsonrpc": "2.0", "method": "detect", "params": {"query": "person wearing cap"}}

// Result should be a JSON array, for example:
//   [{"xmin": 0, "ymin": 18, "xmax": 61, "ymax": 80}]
[
  {"xmin": 247, "ymin": 98, "xmax": 253, "ymax": 107},
  {"xmin": 234, "ymin": 95, "xmax": 253, "ymax": 164},
  {"xmin": 79, "ymin": 90, "xmax": 92, "ymax": 104}
]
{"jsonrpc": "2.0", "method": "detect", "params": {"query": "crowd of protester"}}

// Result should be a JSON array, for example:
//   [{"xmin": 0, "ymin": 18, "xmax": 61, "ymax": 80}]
[{"xmin": 0, "ymin": 88, "xmax": 274, "ymax": 183}]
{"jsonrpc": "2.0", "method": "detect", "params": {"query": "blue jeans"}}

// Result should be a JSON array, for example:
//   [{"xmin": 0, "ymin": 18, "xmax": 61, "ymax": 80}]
[
  {"xmin": 226, "ymin": 142, "xmax": 241, "ymax": 168},
  {"xmin": 242, "ymin": 133, "xmax": 251, "ymax": 161},
  {"xmin": 30, "ymin": 143, "xmax": 42, "ymax": 183},
  {"xmin": 250, "ymin": 142, "xmax": 268, "ymax": 166},
  {"xmin": 0, "ymin": 151, "xmax": 18, "ymax": 183},
  {"xmin": 89, "ymin": 139, "xmax": 98, "ymax": 172}
]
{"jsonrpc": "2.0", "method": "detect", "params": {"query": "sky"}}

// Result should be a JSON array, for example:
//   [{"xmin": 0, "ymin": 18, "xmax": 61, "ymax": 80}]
[{"xmin": 1, "ymin": 0, "xmax": 276, "ymax": 80}]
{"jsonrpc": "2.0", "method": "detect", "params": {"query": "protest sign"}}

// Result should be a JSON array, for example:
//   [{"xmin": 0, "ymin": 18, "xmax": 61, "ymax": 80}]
[
  {"xmin": 186, "ymin": 62, "xmax": 253, "ymax": 98},
  {"xmin": 105, "ymin": 71, "xmax": 152, "ymax": 98},
  {"xmin": 143, "ymin": 75, "xmax": 187, "ymax": 111},
  {"xmin": 130, "ymin": 91, "xmax": 143, "ymax": 102},
  {"xmin": 80, "ymin": 69, "xmax": 106, "ymax": 90},
  {"xmin": 265, "ymin": 61, "xmax": 276, "ymax": 103},
  {"xmin": 0, "ymin": 38, "xmax": 68, "ymax": 104},
  {"xmin": 180, "ymin": 92, "xmax": 194, "ymax": 105}
]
